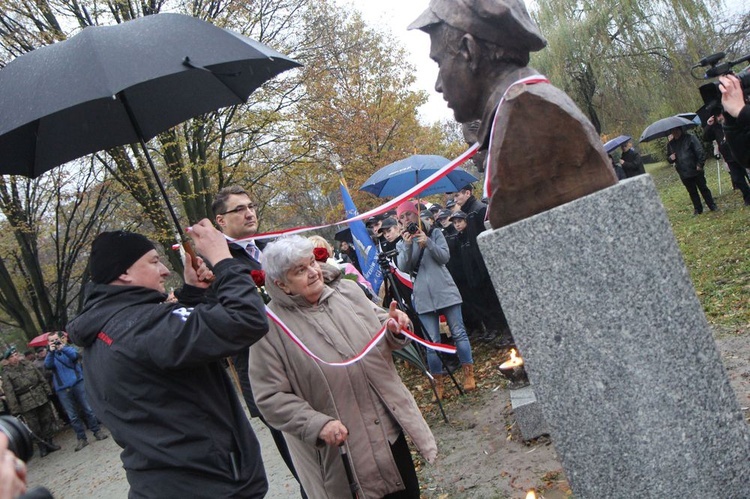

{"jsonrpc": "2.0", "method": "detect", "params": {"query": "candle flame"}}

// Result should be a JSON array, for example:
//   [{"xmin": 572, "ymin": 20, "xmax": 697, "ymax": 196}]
[
  {"xmin": 499, "ymin": 348, "xmax": 524, "ymax": 369},
  {"xmin": 526, "ymin": 490, "xmax": 537, "ymax": 499}
]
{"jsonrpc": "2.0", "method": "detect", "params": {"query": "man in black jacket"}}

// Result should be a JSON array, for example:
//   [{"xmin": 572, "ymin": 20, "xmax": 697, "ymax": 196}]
[
  {"xmin": 67, "ymin": 221, "xmax": 269, "ymax": 498},
  {"xmin": 619, "ymin": 140, "xmax": 646, "ymax": 178},
  {"xmin": 719, "ymin": 74, "xmax": 750, "ymax": 168},
  {"xmin": 704, "ymin": 113, "xmax": 750, "ymax": 206},
  {"xmin": 449, "ymin": 211, "xmax": 513, "ymax": 347},
  {"xmin": 667, "ymin": 126, "xmax": 717, "ymax": 215},
  {"xmin": 452, "ymin": 185, "xmax": 512, "ymax": 345}
]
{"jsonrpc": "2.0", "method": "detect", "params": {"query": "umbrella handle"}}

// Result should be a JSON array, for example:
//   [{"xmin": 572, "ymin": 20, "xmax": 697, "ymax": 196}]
[{"xmin": 182, "ymin": 241, "xmax": 201, "ymax": 271}]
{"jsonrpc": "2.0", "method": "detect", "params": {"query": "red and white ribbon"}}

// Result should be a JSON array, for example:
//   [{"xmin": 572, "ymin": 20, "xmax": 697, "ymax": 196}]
[
  {"xmin": 483, "ymin": 75, "xmax": 550, "ymax": 202},
  {"xmin": 265, "ymin": 307, "xmax": 456, "ymax": 367},
  {"xmin": 389, "ymin": 265, "xmax": 413, "ymax": 290}
]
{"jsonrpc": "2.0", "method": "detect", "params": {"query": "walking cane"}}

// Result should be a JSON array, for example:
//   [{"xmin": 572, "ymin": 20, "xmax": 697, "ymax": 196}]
[
  {"xmin": 339, "ymin": 444, "xmax": 360, "ymax": 498},
  {"xmin": 716, "ymin": 157, "xmax": 722, "ymax": 195}
]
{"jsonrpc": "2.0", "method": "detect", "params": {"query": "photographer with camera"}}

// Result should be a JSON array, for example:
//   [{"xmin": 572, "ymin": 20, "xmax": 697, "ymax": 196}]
[
  {"xmin": 378, "ymin": 217, "xmax": 413, "ymax": 310},
  {"xmin": 44, "ymin": 332, "xmax": 108, "ymax": 452},
  {"xmin": 395, "ymin": 201, "xmax": 475, "ymax": 399},
  {"xmin": 719, "ymin": 74, "xmax": 750, "ymax": 167}
]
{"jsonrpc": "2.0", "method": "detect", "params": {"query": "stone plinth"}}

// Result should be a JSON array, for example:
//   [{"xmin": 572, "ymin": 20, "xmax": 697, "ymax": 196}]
[{"xmin": 477, "ymin": 175, "xmax": 750, "ymax": 498}]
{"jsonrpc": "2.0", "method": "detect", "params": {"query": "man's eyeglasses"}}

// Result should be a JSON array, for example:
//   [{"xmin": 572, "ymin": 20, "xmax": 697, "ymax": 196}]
[{"xmin": 220, "ymin": 203, "xmax": 256, "ymax": 215}]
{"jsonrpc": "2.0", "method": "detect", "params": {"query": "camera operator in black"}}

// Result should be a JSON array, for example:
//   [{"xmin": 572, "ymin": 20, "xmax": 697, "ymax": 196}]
[
  {"xmin": 719, "ymin": 74, "xmax": 750, "ymax": 167},
  {"xmin": 704, "ymin": 112, "xmax": 750, "ymax": 205},
  {"xmin": 378, "ymin": 218, "xmax": 413, "ymax": 310}
]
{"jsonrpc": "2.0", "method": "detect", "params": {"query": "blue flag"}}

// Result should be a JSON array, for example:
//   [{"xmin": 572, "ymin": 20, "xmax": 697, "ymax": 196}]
[{"xmin": 339, "ymin": 180, "xmax": 383, "ymax": 295}]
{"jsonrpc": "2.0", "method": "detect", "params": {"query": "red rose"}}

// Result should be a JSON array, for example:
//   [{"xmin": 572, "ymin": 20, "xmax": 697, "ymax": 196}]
[
  {"xmin": 250, "ymin": 269, "xmax": 265, "ymax": 287},
  {"xmin": 313, "ymin": 247, "xmax": 329, "ymax": 262}
]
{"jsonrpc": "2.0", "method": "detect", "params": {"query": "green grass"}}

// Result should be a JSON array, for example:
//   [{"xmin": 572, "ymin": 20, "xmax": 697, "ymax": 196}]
[{"xmin": 647, "ymin": 161, "xmax": 750, "ymax": 329}]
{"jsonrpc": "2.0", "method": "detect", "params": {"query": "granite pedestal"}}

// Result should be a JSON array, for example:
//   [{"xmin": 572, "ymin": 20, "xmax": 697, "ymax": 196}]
[{"xmin": 478, "ymin": 175, "xmax": 750, "ymax": 498}]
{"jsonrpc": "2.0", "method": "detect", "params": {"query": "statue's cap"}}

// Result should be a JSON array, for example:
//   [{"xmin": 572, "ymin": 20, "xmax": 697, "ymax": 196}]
[{"xmin": 408, "ymin": 0, "xmax": 546, "ymax": 52}]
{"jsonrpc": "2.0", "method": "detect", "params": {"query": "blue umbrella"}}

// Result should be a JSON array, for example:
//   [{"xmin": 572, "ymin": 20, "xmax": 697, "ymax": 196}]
[
  {"xmin": 603, "ymin": 135, "xmax": 631, "ymax": 154},
  {"xmin": 360, "ymin": 155, "xmax": 478, "ymax": 198}
]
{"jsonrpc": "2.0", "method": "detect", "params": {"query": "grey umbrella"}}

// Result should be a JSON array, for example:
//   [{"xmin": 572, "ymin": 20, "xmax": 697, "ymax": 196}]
[
  {"xmin": 639, "ymin": 116, "xmax": 697, "ymax": 143},
  {"xmin": 603, "ymin": 135, "xmax": 631, "ymax": 153},
  {"xmin": 0, "ymin": 13, "xmax": 300, "ymax": 241}
]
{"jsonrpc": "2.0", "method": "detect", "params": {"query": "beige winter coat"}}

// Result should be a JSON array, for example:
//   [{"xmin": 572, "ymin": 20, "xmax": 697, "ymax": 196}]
[{"xmin": 248, "ymin": 276, "xmax": 437, "ymax": 498}]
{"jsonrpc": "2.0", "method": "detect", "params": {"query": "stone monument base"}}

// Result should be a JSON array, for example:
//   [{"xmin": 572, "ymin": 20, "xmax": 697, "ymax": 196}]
[{"xmin": 478, "ymin": 175, "xmax": 750, "ymax": 498}]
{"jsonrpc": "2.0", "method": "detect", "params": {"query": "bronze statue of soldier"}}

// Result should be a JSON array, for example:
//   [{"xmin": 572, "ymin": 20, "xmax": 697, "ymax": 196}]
[{"xmin": 409, "ymin": 0, "xmax": 616, "ymax": 229}]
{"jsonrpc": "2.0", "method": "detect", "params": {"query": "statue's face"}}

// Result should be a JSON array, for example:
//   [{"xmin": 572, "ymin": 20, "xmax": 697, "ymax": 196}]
[{"xmin": 428, "ymin": 28, "xmax": 483, "ymax": 123}]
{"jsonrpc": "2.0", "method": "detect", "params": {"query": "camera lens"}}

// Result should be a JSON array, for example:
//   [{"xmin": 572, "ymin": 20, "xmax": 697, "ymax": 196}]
[{"xmin": 0, "ymin": 415, "xmax": 34, "ymax": 462}]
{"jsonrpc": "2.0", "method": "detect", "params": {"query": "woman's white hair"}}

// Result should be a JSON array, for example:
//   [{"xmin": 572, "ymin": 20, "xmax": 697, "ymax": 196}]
[{"xmin": 262, "ymin": 235, "xmax": 314, "ymax": 284}]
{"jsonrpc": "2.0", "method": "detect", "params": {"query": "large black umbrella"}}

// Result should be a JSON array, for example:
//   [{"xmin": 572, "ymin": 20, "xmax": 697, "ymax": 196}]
[
  {"xmin": 639, "ymin": 116, "xmax": 697, "ymax": 143},
  {"xmin": 0, "ymin": 13, "xmax": 300, "ymax": 242}
]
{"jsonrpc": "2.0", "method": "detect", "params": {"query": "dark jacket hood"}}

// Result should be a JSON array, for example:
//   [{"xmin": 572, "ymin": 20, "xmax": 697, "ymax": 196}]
[{"xmin": 67, "ymin": 283, "xmax": 167, "ymax": 347}]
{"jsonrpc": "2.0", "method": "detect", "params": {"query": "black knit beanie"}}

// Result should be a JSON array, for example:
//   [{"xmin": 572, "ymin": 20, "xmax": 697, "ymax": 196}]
[{"xmin": 89, "ymin": 231, "xmax": 156, "ymax": 284}]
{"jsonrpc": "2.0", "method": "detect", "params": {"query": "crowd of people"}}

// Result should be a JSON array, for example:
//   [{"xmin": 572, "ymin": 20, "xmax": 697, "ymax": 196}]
[
  {"xmin": 0, "ymin": 175, "xmax": 516, "ymax": 498},
  {"xmin": 604, "ymin": 73, "xmax": 750, "ymax": 216},
  {"xmin": 0, "ymin": 334, "xmax": 109, "ymax": 459}
]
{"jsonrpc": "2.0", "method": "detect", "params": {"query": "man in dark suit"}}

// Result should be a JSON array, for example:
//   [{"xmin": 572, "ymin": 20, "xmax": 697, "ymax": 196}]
[{"xmin": 212, "ymin": 185, "xmax": 306, "ymax": 498}]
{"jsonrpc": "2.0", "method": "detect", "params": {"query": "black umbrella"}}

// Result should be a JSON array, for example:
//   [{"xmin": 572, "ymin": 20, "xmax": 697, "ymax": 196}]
[
  {"xmin": 0, "ymin": 13, "xmax": 300, "ymax": 243},
  {"xmin": 639, "ymin": 116, "xmax": 697, "ymax": 143},
  {"xmin": 334, "ymin": 227, "xmax": 354, "ymax": 244}
]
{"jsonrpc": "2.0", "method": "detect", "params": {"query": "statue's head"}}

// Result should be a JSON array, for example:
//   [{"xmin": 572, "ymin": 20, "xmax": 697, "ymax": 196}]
[{"xmin": 409, "ymin": 0, "xmax": 547, "ymax": 122}]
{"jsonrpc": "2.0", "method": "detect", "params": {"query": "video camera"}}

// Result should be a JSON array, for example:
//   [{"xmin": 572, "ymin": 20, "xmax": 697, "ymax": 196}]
[{"xmin": 694, "ymin": 51, "xmax": 750, "ymax": 120}]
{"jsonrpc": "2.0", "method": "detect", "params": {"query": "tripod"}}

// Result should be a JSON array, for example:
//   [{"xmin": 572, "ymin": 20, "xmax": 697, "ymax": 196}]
[{"xmin": 378, "ymin": 251, "xmax": 464, "ymax": 422}]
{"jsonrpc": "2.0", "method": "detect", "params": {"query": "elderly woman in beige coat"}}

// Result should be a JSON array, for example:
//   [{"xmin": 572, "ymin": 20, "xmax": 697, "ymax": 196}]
[{"xmin": 248, "ymin": 236, "xmax": 437, "ymax": 498}]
